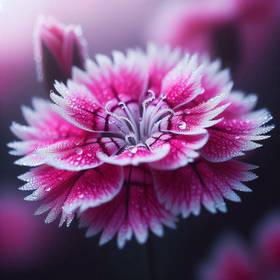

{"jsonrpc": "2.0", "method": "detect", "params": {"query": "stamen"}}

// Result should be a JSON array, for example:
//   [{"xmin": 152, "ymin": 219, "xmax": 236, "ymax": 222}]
[
  {"xmin": 142, "ymin": 92, "xmax": 169, "ymax": 136},
  {"xmin": 151, "ymin": 108, "xmax": 174, "ymax": 123},
  {"xmin": 140, "ymin": 90, "xmax": 156, "ymax": 139},
  {"xmin": 118, "ymin": 101, "xmax": 139, "ymax": 141},
  {"xmin": 142, "ymin": 90, "xmax": 156, "ymax": 108},
  {"xmin": 148, "ymin": 108, "xmax": 174, "ymax": 135},
  {"xmin": 153, "ymin": 93, "xmax": 167, "ymax": 114},
  {"xmin": 105, "ymin": 101, "xmax": 137, "ymax": 135},
  {"xmin": 99, "ymin": 132, "xmax": 125, "ymax": 139},
  {"xmin": 125, "ymin": 134, "xmax": 137, "ymax": 146}
]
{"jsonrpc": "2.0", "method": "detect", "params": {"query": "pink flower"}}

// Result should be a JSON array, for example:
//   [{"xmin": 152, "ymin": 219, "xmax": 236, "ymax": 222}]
[
  {"xmin": 34, "ymin": 16, "xmax": 88, "ymax": 91},
  {"xmin": 199, "ymin": 213, "xmax": 280, "ymax": 280},
  {"xmin": 9, "ymin": 18, "xmax": 273, "ymax": 248},
  {"xmin": 148, "ymin": 0, "xmax": 280, "ymax": 77}
]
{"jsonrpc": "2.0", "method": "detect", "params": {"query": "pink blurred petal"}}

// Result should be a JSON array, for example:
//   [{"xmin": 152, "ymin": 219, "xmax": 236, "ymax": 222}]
[
  {"xmin": 255, "ymin": 214, "xmax": 280, "ymax": 274},
  {"xmin": 0, "ymin": 193, "xmax": 58, "ymax": 268},
  {"xmin": 200, "ymin": 237, "xmax": 256, "ymax": 280},
  {"xmin": 34, "ymin": 16, "xmax": 87, "ymax": 91},
  {"xmin": 148, "ymin": 0, "xmax": 280, "ymax": 78},
  {"xmin": 200, "ymin": 213, "xmax": 280, "ymax": 279}
]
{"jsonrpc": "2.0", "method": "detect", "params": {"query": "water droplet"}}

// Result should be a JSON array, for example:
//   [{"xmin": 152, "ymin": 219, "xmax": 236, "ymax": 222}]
[
  {"xmin": 178, "ymin": 121, "xmax": 187, "ymax": 130},
  {"xmin": 118, "ymin": 102, "xmax": 125, "ymax": 109},
  {"xmin": 45, "ymin": 187, "xmax": 51, "ymax": 192},
  {"xmin": 199, "ymin": 88, "xmax": 205, "ymax": 94},
  {"xmin": 79, "ymin": 194, "xmax": 84, "ymax": 199},
  {"xmin": 130, "ymin": 147, "xmax": 138, "ymax": 154},
  {"xmin": 76, "ymin": 148, "xmax": 83, "ymax": 155}
]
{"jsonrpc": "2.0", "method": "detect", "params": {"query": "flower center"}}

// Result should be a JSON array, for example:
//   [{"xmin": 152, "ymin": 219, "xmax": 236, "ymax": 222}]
[{"xmin": 104, "ymin": 91, "xmax": 174, "ymax": 148}]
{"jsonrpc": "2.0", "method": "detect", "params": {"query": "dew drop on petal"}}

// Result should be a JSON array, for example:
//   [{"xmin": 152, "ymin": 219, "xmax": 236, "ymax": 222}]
[
  {"xmin": 178, "ymin": 121, "xmax": 187, "ymax": 130},
  {"xmin": 118, "ymin": 102, "xmax": 127, "ymax": 110},
  {"xmin": 76, "ymin": 148, "xmax": 83, "ymax": 155},
  {"xmin": 130, "ymin": 147, "xmax": 138, "ymax": 154},
  {"xmin": 198, "ymin": 88, "xmax": 205, "ymax": 95}
]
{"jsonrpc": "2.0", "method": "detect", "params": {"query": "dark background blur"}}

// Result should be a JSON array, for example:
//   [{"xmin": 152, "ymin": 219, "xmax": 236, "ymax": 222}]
[{"xmin": 0, "ymin": 0, "xmax": 279, "ymax": 279}]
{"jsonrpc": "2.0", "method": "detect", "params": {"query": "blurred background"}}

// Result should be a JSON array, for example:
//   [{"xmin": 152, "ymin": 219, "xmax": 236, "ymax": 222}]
[{"xmin": 0, "ymin": 0, "xmax": 279, "ymax": 279}]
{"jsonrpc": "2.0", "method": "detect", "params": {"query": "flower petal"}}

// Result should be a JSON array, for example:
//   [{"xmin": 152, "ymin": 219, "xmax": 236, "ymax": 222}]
[
  {"xmin": 73, "ymin": 49, "xmax": 148, "ymax": 105},
  {"xmin": 79, "ymin": 166, "xmax": 176, "ymax": 248},
  {"xmin": 153, "ymin": 159, "xmax": 257, "ymax": 218},
  {"xmin": 34, "ymin": 16, "xmax": 87, "ymax": 91},
  {"xmin": 51, "ymin": 80, "xmax": 119, "ymax": 133},
  {"xmin": 161, "ymin": 54, "xmax": 204, "ymax": 109},
  {"xmin": 149, "ymin": 133, "xmax": 208, "ymax": 170},
  {"xmin": 196, "ymin": 58, "xmax": 232, "ymax": 103},
  {"xmin": 202, "ymin": 109, "xmax": 274, "ymax": 162},
  {"xmin": 62, "ymin": 164, "xmax": 124, "ymax": 214},
  {"xmin": 146, "ymin": 43, "xmax": 181, "ymax": 95},
  {"xmin": 18, "ymin": 164, "xmax": 123, "ymax": 226},
  {"xmin": 37, "ymin": 136, "xmax": 121, "ymax": 171},
  {"xmin": 221, "ymin": 91, "xmax": 258, "ymax": 118},
  {"xmin": 9, "ymin": 98, "xmax": 86, "ymax": 166},
  {"xmin": 98, "ymin": 144, "xmax": 170, "ymax": 166},
  {"xmin": 162, "ymin": 98, "xmax": 228, "ymax": 136}
]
